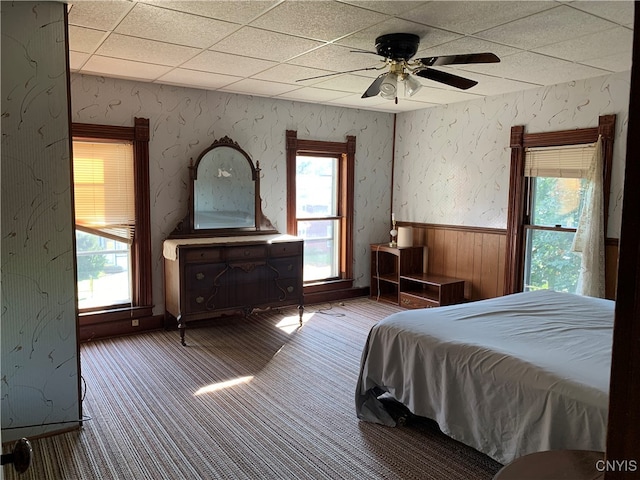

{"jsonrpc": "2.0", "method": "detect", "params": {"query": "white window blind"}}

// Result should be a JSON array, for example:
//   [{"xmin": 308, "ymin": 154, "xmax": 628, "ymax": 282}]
[
  {"xmin": 73, "ymin": 140, "xmax": 135, "ymax": 243},
  {"xmin": 524, "ymin": 143, "xmax": 596, "ymax": 178}
]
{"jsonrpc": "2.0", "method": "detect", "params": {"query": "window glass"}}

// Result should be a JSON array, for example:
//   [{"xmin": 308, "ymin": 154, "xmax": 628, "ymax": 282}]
[
  {"xmin": 76, "ymin": 230, "xmax": 131, "ymax": 308},
  {"xmin": 295, "ymin": 156, "xmax": 339, "ymax": 282},
  {"xmin": 530, "ymin": 177, "xmax": 586, "ymax": 227},
  {"xmin": 524, "ymin": 177, "xmax": 587, "ymax": 293}
]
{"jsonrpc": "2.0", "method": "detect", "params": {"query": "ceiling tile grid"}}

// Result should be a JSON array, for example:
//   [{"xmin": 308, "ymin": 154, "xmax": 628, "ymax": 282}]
[{"xmin": 67, "ymin": 0, "xmax": 634, "ymax": 113}]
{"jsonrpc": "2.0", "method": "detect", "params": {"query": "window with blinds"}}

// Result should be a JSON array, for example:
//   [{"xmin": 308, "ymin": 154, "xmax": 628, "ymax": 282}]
[
  {"xmin": 73, "ymin": 141, "xmax": 135, "ymax": 243},
  {"xmin": 73, "ymin": 140, "xmax": 135, "ymax": 310}
]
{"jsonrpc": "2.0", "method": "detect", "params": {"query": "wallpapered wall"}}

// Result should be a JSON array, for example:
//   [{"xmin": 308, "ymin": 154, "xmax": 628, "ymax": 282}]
[
  {"xmin": 70, "ymin": 75, "xmax": 395, "ymax": 315},
  {"xmin": 394, "ymin": 71, "xmax": 630, "ymax": 238},
  {"xmin": 1, "ymin": 2, "xmax": 81, "ymax": 442}
]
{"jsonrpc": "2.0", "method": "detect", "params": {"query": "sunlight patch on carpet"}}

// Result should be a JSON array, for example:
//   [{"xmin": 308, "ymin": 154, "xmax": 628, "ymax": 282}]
[
  {"xmin": 276, "ymin": 312, "xmax": 314, "ymax": 333},
  {"xmin": 194, "ymin": 375, "xmax": 254, "ymax": 395}
]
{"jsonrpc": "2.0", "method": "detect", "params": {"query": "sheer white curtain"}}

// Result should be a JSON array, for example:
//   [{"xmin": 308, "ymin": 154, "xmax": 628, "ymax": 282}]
[{"xmin": 572, "ymin": 135, "xmax": 605, "ymax": 297}]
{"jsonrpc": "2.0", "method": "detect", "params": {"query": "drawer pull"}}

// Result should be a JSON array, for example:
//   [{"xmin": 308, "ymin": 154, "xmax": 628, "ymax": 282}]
[
  {"xmin": 244, "ymin": 249, "xmax": 250, "ymax": 256},
  {"xmin": 401, "ymin": 298, "xmax": 410, "ymax": 305},
  {"xmin": 195, "ymin": 296, "xmax": 204, "ymax": 304},
  {"xmin": 195, "ymin": 272, "xmax": 205, "ymax": 280},
  {"xmin": 287, "ymin": 264, "xmax": 293, "ymax": 271},
  {"xmin": 287, "ymin": 286, "xmax": 294, "ymax": 293}
]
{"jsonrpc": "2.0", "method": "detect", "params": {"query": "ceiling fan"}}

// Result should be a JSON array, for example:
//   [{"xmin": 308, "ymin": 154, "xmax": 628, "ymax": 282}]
[{"xmin": 298, "ymin": 33, "xmax": 500, "ymax": 103}]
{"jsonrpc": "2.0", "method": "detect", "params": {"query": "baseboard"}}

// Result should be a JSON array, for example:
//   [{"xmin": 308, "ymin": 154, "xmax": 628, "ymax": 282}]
[{"xmin": 304, "ymin": 286, "xmax": 369, "ymax": 305}]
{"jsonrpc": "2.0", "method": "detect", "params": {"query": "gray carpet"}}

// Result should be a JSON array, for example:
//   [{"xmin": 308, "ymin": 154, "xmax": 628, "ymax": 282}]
[{"xmin": 3, "ymin": 298, "xmax": 502, "ymax": 479}]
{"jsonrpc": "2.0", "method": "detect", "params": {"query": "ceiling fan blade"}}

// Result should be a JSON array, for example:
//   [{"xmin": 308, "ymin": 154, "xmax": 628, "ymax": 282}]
[
  {"xmin": 361, "ymin": 73, "xmax": 387, "ymax": 98},
  {"xmin": 297, "ymin": 66, "xmax": 380, "ymax": 82},
  {"xmin": 414, "ymin": 69, "xmax": 478, "ymax": 90},
  {"xmin": 417, "ymin": 52, "xmax": 500, "ymax": 67}
]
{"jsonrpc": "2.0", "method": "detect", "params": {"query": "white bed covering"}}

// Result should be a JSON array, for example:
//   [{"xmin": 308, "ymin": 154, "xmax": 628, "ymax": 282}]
[{"xmin": 355, "ymin": 290, "xmax": 614, "ymax": 464}]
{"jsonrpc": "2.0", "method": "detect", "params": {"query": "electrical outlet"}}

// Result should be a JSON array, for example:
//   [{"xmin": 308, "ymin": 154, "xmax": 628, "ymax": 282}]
[{"xmin": 131, "ymin": 319, "xmax": 139, "ymax": 327}]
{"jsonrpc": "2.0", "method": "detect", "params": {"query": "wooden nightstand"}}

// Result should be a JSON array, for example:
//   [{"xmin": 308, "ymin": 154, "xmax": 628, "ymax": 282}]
[{"xmin": 370, "ymin": 244, "xmax": 465, "ymax": 308}]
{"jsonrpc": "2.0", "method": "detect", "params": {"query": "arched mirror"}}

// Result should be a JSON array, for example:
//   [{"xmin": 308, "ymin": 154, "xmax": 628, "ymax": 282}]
[{"xmin": 172, "ymin": 136, "xmax": 276, "ymax": 236}]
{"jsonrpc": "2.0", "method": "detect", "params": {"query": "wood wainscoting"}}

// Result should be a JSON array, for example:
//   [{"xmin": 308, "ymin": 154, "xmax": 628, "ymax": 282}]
[
  {"xmin": 398, "ymin": 222, "xmax": 619, "ymax": 301},
  {"xmin": 399, "ymin": 222, "xmax": 506, "ymax": 301}
]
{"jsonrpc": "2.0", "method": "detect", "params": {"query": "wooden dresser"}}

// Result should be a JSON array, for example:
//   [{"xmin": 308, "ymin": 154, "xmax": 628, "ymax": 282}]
[{"xmin": 164, "ymin": 234, "xmax": 303, "ymax": 345}]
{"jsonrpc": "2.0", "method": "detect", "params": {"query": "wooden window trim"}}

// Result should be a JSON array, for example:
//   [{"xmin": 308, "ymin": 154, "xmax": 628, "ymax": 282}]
[
  {"xmin": 286, "ymin": 130, "xmax": 355, "ymax": 290},
  {"xmin": 72, "ymin": 118, "xmax": 152, "ymax": 322},
  {"xmin": 504, "ymin": 115, "xmax": 616, "ymax": 294}
]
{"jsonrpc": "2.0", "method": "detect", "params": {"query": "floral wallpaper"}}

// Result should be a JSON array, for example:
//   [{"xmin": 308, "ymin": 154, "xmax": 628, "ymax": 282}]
[
  {"xmin": 70, "ymin": 76, "xmax": 396, "ymax": 314},
  {"xmin": 394, "ymin": 71, "xmax": 630, "ymax": 238},
  {"xmin": 1, "ymin": 2, "xmax": 81, "ymax": 442}
]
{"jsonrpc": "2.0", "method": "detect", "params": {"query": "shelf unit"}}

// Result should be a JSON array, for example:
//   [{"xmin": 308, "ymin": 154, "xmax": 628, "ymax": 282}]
[{"xmin": 370, "ymin": 243, "xmax": 465, "ymax": 308}]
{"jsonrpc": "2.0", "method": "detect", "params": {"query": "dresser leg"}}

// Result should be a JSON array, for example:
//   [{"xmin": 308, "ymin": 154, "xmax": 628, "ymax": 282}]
[
  {"xmin": 177, "ymin": 316, "xmax": 186, "ymax": 346},
  {"xmin": 298, "ymin": 305, "xmax": 304, "ymax": 326}
]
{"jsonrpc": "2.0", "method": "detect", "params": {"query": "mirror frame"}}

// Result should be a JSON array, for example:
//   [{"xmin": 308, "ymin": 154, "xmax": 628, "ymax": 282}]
[{"xmin": 170, "ymin": 136, "xmax": 276, "ymax": 237}]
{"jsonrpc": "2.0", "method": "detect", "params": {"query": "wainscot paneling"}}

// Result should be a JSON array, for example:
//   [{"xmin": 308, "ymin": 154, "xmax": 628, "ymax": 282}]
[
  {"xmin": 401, "ymin": 222, "xmax": 507, "ymax": 301},
  {"xmin": 401, "ymin": 222, "xmax": 619, "ymax": 302}
]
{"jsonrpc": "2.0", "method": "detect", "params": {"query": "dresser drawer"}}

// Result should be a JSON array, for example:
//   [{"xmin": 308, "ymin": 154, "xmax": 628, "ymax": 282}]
[
  {"xmin": 400, "ymin": 292, "xmax": 439, "ymax": 309},
  {"xmin": 269, "ymin": 257, "xmax": 302, "ymax": 279},
  {"xmin": 269, "ymin": 241, "xmax": 303, "ymax": 257},
  {"xmin": 183, "ymin": 248, "xmax": 223, "ymax": 263},
  {"xmin": 226, "ymin": 244, "xmax": 267, "ymax": 260},
  {"xmin": 184, "ymin": 263, "xmax": 226, "ymax": 289}
]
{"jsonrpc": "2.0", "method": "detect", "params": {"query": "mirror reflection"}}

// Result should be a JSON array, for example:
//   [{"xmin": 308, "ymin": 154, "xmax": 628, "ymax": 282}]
[{"xmin": 193, "ymin": 145, "xmax": 255, "ymax": 230}]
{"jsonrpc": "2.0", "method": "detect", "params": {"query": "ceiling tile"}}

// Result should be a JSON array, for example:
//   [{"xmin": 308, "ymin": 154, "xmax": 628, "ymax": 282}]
[
  {"xmin": 96, "ymin": 34, "xmax": 201, "ymax": 66},
  {"xmin": 249, "ymin": 1, "xmax": 389, "ymax": 42},
  {"xmin": 290, "ymin": 44, "xmax": 382, "ymax": 73},
  {"xmin": 68, "ymin": 26, "xmax": 108, "ymax": 54},
  {"xmin": 400, "ymin": 1, "xmax": 557, "ymax": 35},
  {"xmin": 68, "ymin": 1, "xmax": 134, "ymax": 30},
  {"xmin": 337, "ymin": 19, "xmax": 460, "ymax": 52},
  {"xmin": 476, "ymin": 5, "xmax": 618, "ymax": 50},
  {"xmin": 532, "ymin": 26, "xmax": 633, "ymax": 63},
  {"xmin": 448, "ymin": 71, "xmax": 541, "ymax": 96},
  {"xmin": 581, "ymin": 51, "xmax": 633, "ymax": 72},
  {"xmin": 252, "ymin": 64, "xmax": 336, "ymax": 86},
  {"xmin": 276, "ymin": 87, "xmax": 353, "ymax": 103},
  {"xmin": 461, "ymin": 51, "xmax": 610, "ymax": 85},
  {"xmin": 81, "ymin": 55, "xmax": 172, "ymax": 81},
  {"xmin": 115, "ymin": 3, "xmax": 239, "ymax": 49},
  {"xmin": 569, "ymin": 1, "xmax": 635, "ymax": 26},
  {"xmin": 156, "ymin": 69, "xmax": 243, "ymax": 90},
  {"xmin": 210, "ymin": 27, "xmax": 324, "ymax": 62},
  {"xmin": 314, "ymin": 74, "xmax": 379, "ymax": 93},
  {"xmin": 415, "ymin": 37, "xmax": 522, "ymax": 62},
  {"xmin": 220, "ymin": 78, "xmax": 301, "ymax": 96},
  {"xmin": 69, "ymin": 51, "xmax": 91, "ymax": 71},
  {"xmin": 146, "ymin": 0, "xmax": 280, "ymax": 24},
  {"xmin": 337, "ymin": 1, "xmax": 429, "ymax": 16},
  {"xmin": 183, "ymin": 50, "xmax": 277, "ymax": 76}
]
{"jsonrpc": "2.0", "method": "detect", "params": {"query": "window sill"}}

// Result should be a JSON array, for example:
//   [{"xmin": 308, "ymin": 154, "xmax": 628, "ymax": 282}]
[
  {"xmin": 78, "ymin": 305, "xmax": 153, "ymax": 325},
  {"xmin": 304, "ymin": 278, "xmax": 353, "ymax": 294}
]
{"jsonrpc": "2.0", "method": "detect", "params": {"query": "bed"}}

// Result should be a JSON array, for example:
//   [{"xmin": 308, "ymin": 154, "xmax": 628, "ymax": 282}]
[{"xmin": 355, "ymin": 289, "xmax": 614, "ymax": 464}]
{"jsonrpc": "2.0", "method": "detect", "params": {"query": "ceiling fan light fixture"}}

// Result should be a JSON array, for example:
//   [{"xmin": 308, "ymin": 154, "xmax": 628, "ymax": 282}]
[
  {"xmin": 380, "ymin": 73, "xmax": 398, "ymax": 99},
  {"xmin": 404, "ymin": 75, "xmax": 422, "ymax": 97}
]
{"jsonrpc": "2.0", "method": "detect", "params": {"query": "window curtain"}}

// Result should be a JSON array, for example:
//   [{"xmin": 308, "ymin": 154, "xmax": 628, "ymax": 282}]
[{"xmin": 571, "ymin": 135, "xmax": 605, "ymax": 297}]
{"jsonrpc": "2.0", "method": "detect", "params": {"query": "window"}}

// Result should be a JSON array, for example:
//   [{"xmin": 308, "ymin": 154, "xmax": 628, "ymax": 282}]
[
  {"xmin": 286, "ymin": 131, "xmax": 355, "ymax": 292},
  {"xmin": 504, "ymin": 115, "xmax": 615, "ymax": 295},
  {"xmin": 523, "ymin": 174, "xmax": 587, "ymax": 292},
  {"xmin": 72, "ymin": 119, "xmax": 152, "ymax": 325}
]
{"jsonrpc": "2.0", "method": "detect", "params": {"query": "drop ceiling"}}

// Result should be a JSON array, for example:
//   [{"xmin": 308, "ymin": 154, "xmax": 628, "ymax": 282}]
[{"xmin": 67, "ymin": 0, "xmax": 634, "ymax": 113}]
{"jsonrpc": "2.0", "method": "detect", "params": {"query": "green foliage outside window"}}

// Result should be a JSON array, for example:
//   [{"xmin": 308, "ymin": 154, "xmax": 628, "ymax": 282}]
[
  {"xmin": 76, "ymin": 231, "xmax": 107, "ymax": 282},
  {"xmin": 525, "ymin": 177, "xmax": 586, "ymax": 293}
]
